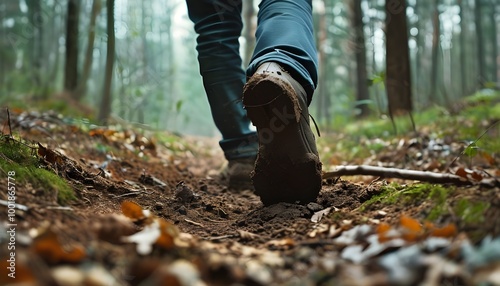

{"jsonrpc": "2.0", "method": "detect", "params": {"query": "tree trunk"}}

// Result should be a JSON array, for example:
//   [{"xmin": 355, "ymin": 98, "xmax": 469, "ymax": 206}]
[
  {"xmin": 385, "ymin": 0, "xmax": 412, "ymax": 116},
  {"xmin": 316, "ymin": 0, "xmax": 328, "ymax": 126},
  {"xmin": 475, "ymin": 0, "xmax": 485, "ymax": 87},
  {"xmin": 98, "ymin": 0, "xmax": 115, "ymax": 124},
  {"xmin": 242, "ymin": 0, "xmax": 256, "ymax": 67},
  {"xmin": 430, "ymin": 0, "xmax": 440, "ymax": 103},
  {"xmin": 458, "ymin": 0, "xmax": 468, "ymax": 96},
  {"xmin": 490, "ymin": 0, "xmax": 498, "ymax": 85},
  {"xmin": 64, "ymin": 0, "xmax": 80, "ymax": 93},
  {"xmin": 26, "ymin": 0, "xmax": 43, "ymax": 89},
  {"xmin": 348, "ymin": 0, "xmax": 370, "ymax": 117},
  {"xmin": 75, "ymin": 0, "xmax": 101, "ymax": 101}
]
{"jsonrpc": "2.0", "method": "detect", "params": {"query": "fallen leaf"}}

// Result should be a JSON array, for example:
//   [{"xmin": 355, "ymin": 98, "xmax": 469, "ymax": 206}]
[
  {"xmin": 266, "ymin": 238, "xmax": 296, "ymax": 249},
  {"xmin": 121, "ymin": 201, "xmax": 148, "ymax": 220},
  {"xmin": 155, "ymin": 219, "xmax": 179, "ymax": 250},
  {"xmin": 37, "ymin": 143, "xmax": 64, "ymax": 165},
  {"xmin": 31, "ymin": 229, "xmax": 86, "ymax": 264},
  {"xmin": 311, "ymin": 207, "xmax": 333, "ymax": 223},
  {"xmin": 122, "ymin": 220, "xmax": 161, "ymax": 255},
  {"xmin": 430, "ymin": 223, "xmax": 457, "ymax": 238},
  {"xmin": 400, "ymin": 215, "xmax": 422, "ymax": 233}
]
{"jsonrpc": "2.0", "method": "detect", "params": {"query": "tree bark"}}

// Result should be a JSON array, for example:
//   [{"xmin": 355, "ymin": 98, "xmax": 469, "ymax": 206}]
[
  {"xmin": 316, "ymin": 0, "xmax": 328, "ymax": 125},
  {"xmin": 458, "ymin": 0, "xmax": 468, "ymax": 96},
  {"xmin": 98, "ymin": 0, "xmax": 115, "ymax": 124},
  {"xmin": 385, "ymin": 0, "xmax": 412, "ymax": 116},
  {"xmin": 430, "ymin": 0, "xmax": 440, "ymax": 103},
  {"xmin": 75, "ymin": 0, "xmax": 101, "ymax": 101},
  {"xmin": 242, "ymin": 0, "xmax": 255, "ymax": 67},
  {"xmin": 26, "ymin": 0, "xmax": 43, "ymax": 89},
  {"xmin": 490, "ymin": 0, "xmax": 498, "ymax": 85},
  {"xmin": 475, "ymin": 0, "xmax": 485, "ymax": 87},
  {"xmin": 64, "ymin": 0, "xmax": 80, "ymax": 93},
  {"xmin": 348, "ymin": 0, "xmax": 370, "ymax": 117}
]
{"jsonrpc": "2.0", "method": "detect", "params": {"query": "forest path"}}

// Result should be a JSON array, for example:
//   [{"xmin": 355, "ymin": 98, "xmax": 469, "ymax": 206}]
[{"xmin": 1, "ymin": 109, "xmax": 499, "ymax": 285}]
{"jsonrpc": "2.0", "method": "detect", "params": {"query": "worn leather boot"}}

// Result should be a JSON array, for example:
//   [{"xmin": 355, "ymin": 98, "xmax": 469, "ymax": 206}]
[{"xmin": 243, "ymin": 62, "xmax": 322, "ymax": 205}]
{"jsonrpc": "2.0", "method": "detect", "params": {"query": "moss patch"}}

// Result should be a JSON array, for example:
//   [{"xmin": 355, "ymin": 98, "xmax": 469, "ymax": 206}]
[
  {"xmin": 0, "ymin": 136, "xmax": 76, "ymax": 204},
  {"xmin": 360, "ymin": 183, "xmax": 452, "ymax": 221}
]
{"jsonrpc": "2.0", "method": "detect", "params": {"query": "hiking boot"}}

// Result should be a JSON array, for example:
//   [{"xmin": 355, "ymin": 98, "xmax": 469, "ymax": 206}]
[
  {"xmin": 226, "ymin": 157, "xmax": 255, "ymax": 189},
  {"xmin": 242, "ymin": 62, "xmax": 322, "ymax": 205}
]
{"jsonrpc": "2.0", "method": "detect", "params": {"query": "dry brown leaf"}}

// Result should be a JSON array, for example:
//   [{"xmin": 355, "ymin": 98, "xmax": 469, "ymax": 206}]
[
  {"xmin": 37, "ymin": 143, "xmax": 64, "ymax": 165},
  {"xmin": 266, "ymin": 238, "xmax": 296, "ymax": 250},
  {"xmin": 121, "ymin": 201, "xmax": 147, "ymax": 220},
  {"xmin": 471, "ymin": 171, "xmax": 483, "ymax": 181},
  {"xmin": 430, "ymin": 223, "xmax": 457, "ymax": 238},
  {"xmin": 0, "ymin": 258, "xmax": 36, "ymax": 283},
  {"xmin": 31, "ymin": 229, "xmax": 86, "ymax": 264},
  {"xmin": 455, "ymin": 167, "xmax": 468, "ymax": 179},
  {"xmin": 155, "ymin": 219, "xmax": 179, "ymax": 250},
  {"xmin": 400, "ymin": 215, "xmax": 422, "ymax": 233}
]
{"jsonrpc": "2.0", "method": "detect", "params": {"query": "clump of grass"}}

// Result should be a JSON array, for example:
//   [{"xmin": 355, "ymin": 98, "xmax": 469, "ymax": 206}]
[
  {"xmin": 454, "ymin": 199, "xmax": 489, "ymax": 224},
  {"xmin": 0, "ymin": 136, "xmax": 76, "ymax": 204}
]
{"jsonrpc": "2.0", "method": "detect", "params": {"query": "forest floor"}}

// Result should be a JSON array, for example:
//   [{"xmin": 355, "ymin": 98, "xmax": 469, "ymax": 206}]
[{"xmin": 1, "ymin": 95, "xmax": 500, "ymax": 285}]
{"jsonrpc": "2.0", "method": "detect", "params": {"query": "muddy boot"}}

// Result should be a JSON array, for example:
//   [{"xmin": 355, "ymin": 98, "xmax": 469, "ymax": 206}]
[
  {"xmin": 243, "ymin": 62, "xmax": 322, "ymax": 205},
  {"xmin": 226, "ymin": 157, "xmax": 255, "ymax": 190}
]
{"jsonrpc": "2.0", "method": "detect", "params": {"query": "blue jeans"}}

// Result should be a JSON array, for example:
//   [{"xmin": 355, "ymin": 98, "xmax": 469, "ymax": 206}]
[{"xmin": 186, "ymin": 0, "xmax": 318, "ymax": 160}]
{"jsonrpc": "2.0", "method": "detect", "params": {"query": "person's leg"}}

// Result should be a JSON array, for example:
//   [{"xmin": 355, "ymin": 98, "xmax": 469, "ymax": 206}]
[
  {"xmin": 186, "ymin": 0, "xmax": 258, "ymax": 169},
  {"xmin": 242, "ymin": 0, "xmax": 322, "ymax": 205},
  {"xmin": 248, "ymin": 0, "xmax": 318, "ymax": 103}
]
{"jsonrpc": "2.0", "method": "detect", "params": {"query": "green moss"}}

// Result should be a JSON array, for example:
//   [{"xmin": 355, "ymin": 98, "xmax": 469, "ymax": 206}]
[
  {"xmin": 0, "ymin": 136, "xmax": 76, "ymax": 205},
  {"xmin": 359, "ymin": 183, "xmax": 453, "ymax": 221},
  {"xmin": 454, "ymin": 199, "xmax": 489, "ymax": 224}
]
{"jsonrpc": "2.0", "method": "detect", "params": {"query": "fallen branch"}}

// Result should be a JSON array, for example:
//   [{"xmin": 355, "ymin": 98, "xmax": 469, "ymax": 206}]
[{"xmin": 322, "ymin": 165, "xmax": 498, "ymax": 187}]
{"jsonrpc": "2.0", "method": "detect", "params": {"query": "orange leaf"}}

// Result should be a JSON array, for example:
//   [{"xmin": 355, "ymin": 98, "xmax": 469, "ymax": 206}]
[
  {"xmin": 31, "ymin": 229, "xmax": 86, "ymax": 264},
  {"xmin": 471, "ymin": 171, "xmax": 483, "ymax": 181},
  {"xmin": 401, "ymin": 232, "xmax": 420, "ymax": 242},
  {"xmin": 155, "ymin": 219, "xmax": 179, "ymax": 250},
  {"xmin": 376, "ymin": 222, "xmax": 391, "ymax": 235},
  {"xmin": 121, "ymin": 201, "xmax": 145, "ymax": 220},
  {"xmin": 400, "ymin": 215, "xmax": 422, "ymax": 233},
  {"xmin": 455, "ymin": 167, "xmax": 468, "ymax": 179},
  {"xmin": 377, "ymin": 222, "xmax": 392, "ymax": 242},
  {"xmin": 431, "ymin": 224, "xmax": 457, "ymax": 238}
]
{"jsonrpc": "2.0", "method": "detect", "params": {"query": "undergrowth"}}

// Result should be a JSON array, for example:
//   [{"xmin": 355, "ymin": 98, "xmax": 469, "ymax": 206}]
[{"xmin": 0, "ymin": 135, "xmax": 75, "ymax": 204}]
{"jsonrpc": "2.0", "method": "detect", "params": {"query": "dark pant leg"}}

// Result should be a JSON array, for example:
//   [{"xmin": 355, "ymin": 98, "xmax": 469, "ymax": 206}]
[
  {"xmin": 186, "ymin": 0, "xmax": 257, "ymax": 160},
  {"xmin": 247, "ymin": 0, "xmax": 318, "ymax": 104}
]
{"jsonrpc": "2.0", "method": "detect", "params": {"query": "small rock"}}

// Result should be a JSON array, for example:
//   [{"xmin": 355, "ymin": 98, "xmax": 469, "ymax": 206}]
[
  {"xmin": 85, "ymin": 265, "xmax": 118, "ymax": 286},
  {"xmin": 306, "ymin": 202, "xmax": 324, "ymax": 212},
  {"xmin": 52, "ymin": 266, "xmax": 85, "ymax": 286},
  {"xmin": 175, "ymin": 181, "xmax": 196, "ymax": 203},
  {"xmin": 154, "ymin": 202, "xmax": 164, "ymax": 210}
]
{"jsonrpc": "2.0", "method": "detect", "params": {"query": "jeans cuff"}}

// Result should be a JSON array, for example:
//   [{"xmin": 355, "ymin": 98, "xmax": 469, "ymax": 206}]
[{"xmin": 219, "ymin": 132, "xmax": 259, "ymax": 160}]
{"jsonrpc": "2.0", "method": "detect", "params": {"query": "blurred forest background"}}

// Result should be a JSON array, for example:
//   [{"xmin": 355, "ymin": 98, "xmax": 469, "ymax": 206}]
[{"xmin": 0, "ymin": 0, "xmax": 498, "ymax": 136}]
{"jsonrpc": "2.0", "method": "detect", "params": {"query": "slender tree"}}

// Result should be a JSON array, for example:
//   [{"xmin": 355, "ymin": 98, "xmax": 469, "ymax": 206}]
[
  {"xmin": 430, "ymin": 0, "xmax": 440, "ymax": 103},
  {"xmin": 490, "ymin": 0, "xmax": 498, "ymax": 84},
  {"xmin": 316, "ymin": 0, "xmax": 329, "ymax": 125},
  {"xmin": 475, "ymin": 0, "xmax": 485, "ymax": 86},
  {"xmin": 64, "ymin": 0, "xmax": 80, "ymax": 93},
  {"xmin": 385, "ymin": 0, "xmax": 412, "ymax": 116},
  {"xmin": 242, "ymin": 0, "xmax": 255, "ymax": 67},
  {"xmin": 458, "ymin": 0, "xmax": 468, "ymax": 96},
  {"xmin": 348, "ymin": 0, "xmax": 370, "ymax": 117},
  {"xmin": 75, "ymin": 0, "xmax": 101, "ymax": 100},
  {"xmin": 98, "ymin": 0, "xmax": 115, "ymax": 124}
]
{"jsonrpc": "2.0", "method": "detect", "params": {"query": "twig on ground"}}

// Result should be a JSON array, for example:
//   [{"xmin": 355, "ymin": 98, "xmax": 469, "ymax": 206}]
[
  {"xmin": 185, "ymin": 218, "xmax": 204, "ymax": 228},
  {"xmin": 322, "ymin": 165, "xmax": 498, "ymax": 187}
]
